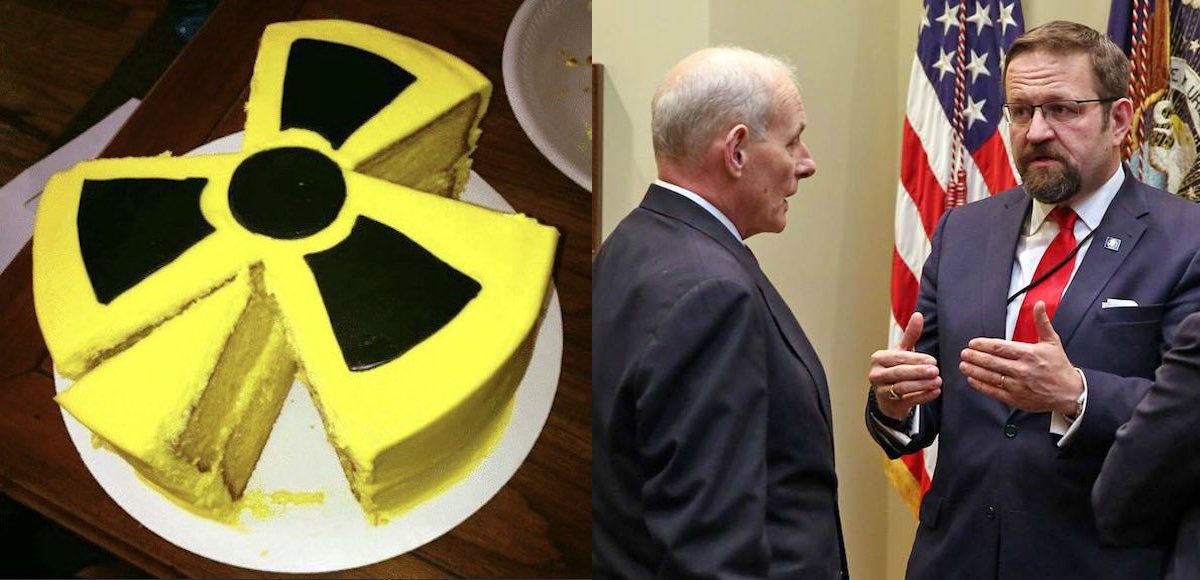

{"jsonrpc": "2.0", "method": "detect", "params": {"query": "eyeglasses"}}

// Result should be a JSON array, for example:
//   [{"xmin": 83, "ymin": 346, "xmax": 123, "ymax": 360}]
[{"xmin": 1001, "ymin": 98, "xmax": 1120, "ymax": 126}]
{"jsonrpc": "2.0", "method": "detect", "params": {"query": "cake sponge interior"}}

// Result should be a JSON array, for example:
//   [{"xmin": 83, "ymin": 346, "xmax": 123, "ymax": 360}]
[{"xmin": 56, "ymin": 265, "xmax": 296, "ymax": 520}]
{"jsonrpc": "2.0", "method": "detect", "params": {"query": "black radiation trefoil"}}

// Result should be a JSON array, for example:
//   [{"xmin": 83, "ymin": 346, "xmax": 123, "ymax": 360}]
[
  {"xmin": 78, "ymin": 177, "xmax": 213, "ymax": 305},
  {"xmin": 281, "ymin": 39, "xmax": 417, "ymax": 149},
  {"xmin": 305, "ymin": 216, "xmax": 482, "ymax": 372}
]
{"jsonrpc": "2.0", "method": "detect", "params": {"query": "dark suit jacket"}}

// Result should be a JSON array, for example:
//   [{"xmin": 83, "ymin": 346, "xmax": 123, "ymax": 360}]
[
  {"xmin": 866, "ymin": 174, "xmax": 1200, "ymax": 579},
  {"xmin": 1094, "ymin": 311, "xmax": 1200, "ymax": 580},
  {"xmin": 593, "ymin": 184, "xmax": 847, "ymax": 579}
]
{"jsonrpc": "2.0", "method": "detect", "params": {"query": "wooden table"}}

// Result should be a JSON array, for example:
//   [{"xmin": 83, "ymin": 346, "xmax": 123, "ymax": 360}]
[{"xmin": 0, "ymin": 0, "xmax": 591, "ymax": 576}]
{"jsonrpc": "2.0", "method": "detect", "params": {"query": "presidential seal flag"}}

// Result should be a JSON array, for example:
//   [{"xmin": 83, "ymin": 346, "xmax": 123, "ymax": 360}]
[
  {"xmin": 1110, "ymin": 0, "xmax": 1200, "ymax": 201},
  {"xmin": 887, "ymin": 0, "xmax": 1024, "ymax": 512}
]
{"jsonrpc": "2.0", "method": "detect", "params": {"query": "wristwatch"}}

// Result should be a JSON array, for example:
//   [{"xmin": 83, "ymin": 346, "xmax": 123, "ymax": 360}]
[{"xmin": 868, "ymin": 386, "xmax": 913, "ymax": 430}]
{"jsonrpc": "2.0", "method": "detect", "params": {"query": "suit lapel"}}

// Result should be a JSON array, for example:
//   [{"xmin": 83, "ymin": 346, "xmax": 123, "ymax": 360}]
[
  {"xmin": 1053, "ymin": 175, "xmax": 1148, "ymax": 346},
  {"xmin": 981, "ymin": 192, "xmax": 1030, "ymax": 421},
  {"xmin": 1005, "ymin": 174, "xmax": 1147, "ymax": 425},
  {"xmin": 981, "ymin": 191, "xmax": 1031, "ymax": 340},
  {"xmin": 753, "ymin": 274, "xmax": 834, "ymax": 430},
  {"xmin": 640, "ymin": 185, "xmax": 834, "ymax": 432}
]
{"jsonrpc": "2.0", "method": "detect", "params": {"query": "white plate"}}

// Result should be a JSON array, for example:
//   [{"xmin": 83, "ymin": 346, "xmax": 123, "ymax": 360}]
[
  {"xmin": 55, "ymin": 132, "xmax": 563, "ymax": 573},
  {"xmin": 503, "ymin": 0, "xmax": 592, "ymax": 192}
]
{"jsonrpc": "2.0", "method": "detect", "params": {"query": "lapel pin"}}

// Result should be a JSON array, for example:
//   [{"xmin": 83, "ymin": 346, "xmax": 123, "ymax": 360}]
[{"xmin": 1104, "ymin": 237, "xmax": 1121, "ymax": 252}]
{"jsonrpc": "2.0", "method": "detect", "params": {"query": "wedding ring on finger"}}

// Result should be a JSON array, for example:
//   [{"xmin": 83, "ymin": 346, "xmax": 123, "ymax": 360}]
[
  {"xmin": 888, "ymin": 385, "xmax": 901, "ymax": 400},
  {"xmin": 1000, "ymin": 375, "xmax": 1008, "ymax": 389}
]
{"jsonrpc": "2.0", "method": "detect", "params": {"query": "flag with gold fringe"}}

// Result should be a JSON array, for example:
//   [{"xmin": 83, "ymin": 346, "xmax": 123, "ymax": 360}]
[{"xmin": 888, "ymin": 0, "xmax": 1024, "ymax": 514}]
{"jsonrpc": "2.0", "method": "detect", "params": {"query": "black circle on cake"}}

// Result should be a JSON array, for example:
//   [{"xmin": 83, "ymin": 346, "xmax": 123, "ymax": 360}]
[{"xmin": 229, "ymin": 147, "xmax": 346, "ymax": 239}]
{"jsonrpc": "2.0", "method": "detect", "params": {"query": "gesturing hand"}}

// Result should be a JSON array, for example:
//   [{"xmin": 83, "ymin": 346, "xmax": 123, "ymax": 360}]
[
  {"xmin": 868, "ymin": 312, "xmax": 942, "ymax": 421},
  {"xmin": 959, "ymin": 301, "xmax": 1083, "ymax": 415}
]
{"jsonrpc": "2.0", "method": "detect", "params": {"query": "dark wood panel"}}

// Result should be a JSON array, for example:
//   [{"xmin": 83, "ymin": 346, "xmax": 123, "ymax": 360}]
[
  {"xmin": 0, "ymin": 245, "xmax": 42, "ymax": 381},
  {"xmin": 103, "ymin": 0, "xmax": 305, "ymax": 158},
  {"xmin": 593, "ymin": 63, "xmax": 603, "ymax": 253},
  {"xmin": 0, "ymin": 0, "xmax": 161, "ymax": 184}
]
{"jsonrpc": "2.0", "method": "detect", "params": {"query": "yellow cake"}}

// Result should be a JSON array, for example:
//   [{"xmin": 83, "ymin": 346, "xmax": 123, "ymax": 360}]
[{"xmin": 34, "ymin": 20, "xmax": 557, "ymax": 524}]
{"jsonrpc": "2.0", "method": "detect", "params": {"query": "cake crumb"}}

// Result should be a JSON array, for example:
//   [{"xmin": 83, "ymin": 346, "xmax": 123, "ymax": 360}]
[
  {"xmin": 241, "ymin": 489, "xmax": 326, "ymax": 519},
  {"xmin": 559, "ymin": 48, "xmax": 581, "ymax": 68}
]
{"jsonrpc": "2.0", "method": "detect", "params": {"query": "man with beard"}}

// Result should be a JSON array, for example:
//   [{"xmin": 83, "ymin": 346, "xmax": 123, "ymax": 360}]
[
  {"xmin": 865, "ymin": 21, "xmax": 1200, "ymax": 579},
  {"xmin": 593, "ymin": 48, "xmax": 847, "ymax": 578}
]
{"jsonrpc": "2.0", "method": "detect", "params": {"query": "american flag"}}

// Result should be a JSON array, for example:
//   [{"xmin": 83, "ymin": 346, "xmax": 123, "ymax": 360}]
[{"xmin": 886, "ymin": 0, "xmax": 1024, "ymax": 512}]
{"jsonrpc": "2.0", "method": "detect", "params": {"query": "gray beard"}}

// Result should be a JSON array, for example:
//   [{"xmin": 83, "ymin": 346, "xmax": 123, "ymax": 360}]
[{"xmin": 1020, "ymin": 162, "xmax": 1081, "ymax": 204}]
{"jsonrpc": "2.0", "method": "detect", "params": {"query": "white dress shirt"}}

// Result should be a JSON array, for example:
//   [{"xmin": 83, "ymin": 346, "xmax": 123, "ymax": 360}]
[
  {"xmin": 654, "ymin": 180, "xmax": 743, "ymax": 242},
  {"xmin": 877, "ymin": 165, "xmax": 1125, "ymax": 448}
]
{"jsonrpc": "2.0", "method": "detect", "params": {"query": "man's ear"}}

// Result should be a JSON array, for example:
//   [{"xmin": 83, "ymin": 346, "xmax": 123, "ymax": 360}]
[
  {"xmin": 1109, "ymin": 97, "xmax": 1133, "ymax": 145},
  {"xmin": 723, "ymin": 124, "xmax": 750, "ymax": 177}
]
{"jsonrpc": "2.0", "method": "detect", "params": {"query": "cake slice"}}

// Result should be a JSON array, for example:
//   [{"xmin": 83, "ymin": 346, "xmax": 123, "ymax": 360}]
[
  {"xmin": 33, "ymin": 154, "xmax": 254, "ymax": 379},
  {"xmin": 266, "ymin": 172, "xmax": 558, "ymax": 522},
  {"xmin": 243, "ymin": 20, "xmax": 491, "ymax": 198},
  {"xmin": 55, "ymin": 267, "xmax": 296, "ymax": 520}
]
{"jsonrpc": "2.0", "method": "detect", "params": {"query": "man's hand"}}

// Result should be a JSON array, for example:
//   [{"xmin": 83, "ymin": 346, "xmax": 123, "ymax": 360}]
[
  {"xmin": 869, "ymin": 312, "xmax": 942, "ymax": 421},
  {"xmin": 960, "ymin": 301, "xmax": 1084, "ymax": 415}
]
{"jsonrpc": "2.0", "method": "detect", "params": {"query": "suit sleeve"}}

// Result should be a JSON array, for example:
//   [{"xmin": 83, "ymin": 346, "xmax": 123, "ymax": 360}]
[
  {"xmin": 634, "ymin": 277, "xmax": 773, "ymax": 579},
  {"xmin": 866, "ymin": 211, "xmax": 949, "ymax": 458},
  {"xmin": 1093, "ymin": 312, "xmax": 1200, "ymax": 545},
  {"xmin": 1070, "ymin": 248, "xmax": 1200, "ymax": 452}
]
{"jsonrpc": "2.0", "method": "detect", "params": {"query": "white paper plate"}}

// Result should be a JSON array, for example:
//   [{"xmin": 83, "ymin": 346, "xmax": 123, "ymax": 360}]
[
  {"xmin": 55, "ymin": 132, "xmax": 563, "ymax": 573},
  {"xmin": 503, "ymin": 0, "xmax": 592, "ymax": 192}
]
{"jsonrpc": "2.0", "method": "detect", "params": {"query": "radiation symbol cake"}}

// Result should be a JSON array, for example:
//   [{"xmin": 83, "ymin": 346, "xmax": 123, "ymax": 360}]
[{"xmin": 32, "ymin": 20, "xmax": 558, "ymax": 524}]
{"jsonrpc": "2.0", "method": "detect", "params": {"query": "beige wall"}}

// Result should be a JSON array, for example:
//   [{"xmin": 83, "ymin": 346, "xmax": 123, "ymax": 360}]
[
  {"xmin": 594, "ymin": 0, "xmax": 710, "ymax": 236},
  {"xmin": 594, "ymin": 2, "xmax": 1113, "ymax": 578}
]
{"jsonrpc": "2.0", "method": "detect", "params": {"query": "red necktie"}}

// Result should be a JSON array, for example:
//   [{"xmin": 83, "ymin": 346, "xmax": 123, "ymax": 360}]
[{"xmin": 1012, "ymin": 206, "xmax": 1078, "ymax": 343}]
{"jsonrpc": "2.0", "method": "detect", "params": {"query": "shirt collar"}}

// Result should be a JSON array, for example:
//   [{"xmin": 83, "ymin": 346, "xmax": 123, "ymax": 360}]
[
  {"xmin": 654, "ymin": 179, "xmax": 743, "ymax": 242},
  {"xmin": 1028, "ymin": 164, "xmax": 1124, "ymax": 235}
]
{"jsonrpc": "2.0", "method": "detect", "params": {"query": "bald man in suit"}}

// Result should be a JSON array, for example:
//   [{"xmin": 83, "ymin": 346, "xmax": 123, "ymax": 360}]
[{"xmin": 593, "ymin": 47, "xmax": 847, "ymax": 578}]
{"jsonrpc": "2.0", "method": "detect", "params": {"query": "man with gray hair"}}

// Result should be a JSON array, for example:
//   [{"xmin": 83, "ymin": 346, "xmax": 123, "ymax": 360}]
[{"xmin": 593, "ymin": 47, "xmax": 847, "ymax": 578}]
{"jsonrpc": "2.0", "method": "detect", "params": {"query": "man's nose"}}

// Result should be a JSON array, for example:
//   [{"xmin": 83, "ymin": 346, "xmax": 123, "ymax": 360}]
[
  {"xmin": 1023, "ymin": 107, "xmax": 1056, "ymax": 143},
  {"xmin": 796, "ymin": 142, "xmax": 816, "ymax": 179}
]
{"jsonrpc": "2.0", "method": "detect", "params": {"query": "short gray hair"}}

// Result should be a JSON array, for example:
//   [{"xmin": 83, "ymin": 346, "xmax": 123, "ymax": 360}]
[{"xmin": 652, "ymin": 47, "xmax": 797, "ymax": 163}]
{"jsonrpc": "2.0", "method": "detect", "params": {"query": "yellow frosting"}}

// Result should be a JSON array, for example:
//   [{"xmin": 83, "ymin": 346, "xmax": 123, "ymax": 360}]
[
  {"xmin": 271, "ymin": 171, "xmax": 555, "ymax": 521},
  {"xmin": 244, "ymin": 20, "xmax": 491, "ymax": 198},
  {"xmin": 54, "ymin": 272, "xmax": 253, "ymax": 520},
  {"xmin": 36, "ymin": 20, "xmax": 557, "ymax": 524},
  {"xmin": 34, "ymin": 154, "xmax": 254, "ymax": 379}
]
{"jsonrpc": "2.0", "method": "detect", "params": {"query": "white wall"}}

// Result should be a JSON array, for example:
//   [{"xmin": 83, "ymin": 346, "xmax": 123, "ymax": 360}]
[{"xmin": 594, "ymin": 2, "xmax": 1113, "ymax": 578}]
